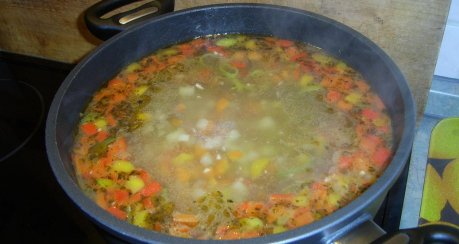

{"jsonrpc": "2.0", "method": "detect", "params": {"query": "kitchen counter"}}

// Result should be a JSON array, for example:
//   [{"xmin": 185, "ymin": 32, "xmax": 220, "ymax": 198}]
[{"xmin": 0, "ymin": 0, "xmax": 451, "ymax": 118}]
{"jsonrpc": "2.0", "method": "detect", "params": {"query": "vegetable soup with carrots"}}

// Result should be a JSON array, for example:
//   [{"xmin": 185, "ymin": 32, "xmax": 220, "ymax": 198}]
[{"xmin": 72, "ymin": 35, "xmax": 393, "ymax": 239}]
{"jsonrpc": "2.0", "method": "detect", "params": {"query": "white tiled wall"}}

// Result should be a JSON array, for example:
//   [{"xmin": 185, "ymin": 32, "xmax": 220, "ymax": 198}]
[{"xmin": 434, "ymin": 0, "xmax": 459, "ymax": 79}]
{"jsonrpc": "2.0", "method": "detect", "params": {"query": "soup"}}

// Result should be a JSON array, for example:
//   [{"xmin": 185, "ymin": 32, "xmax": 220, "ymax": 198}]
[{"xmin": 72, "ymin": 35, "xmax": 393, "ymax": 239}]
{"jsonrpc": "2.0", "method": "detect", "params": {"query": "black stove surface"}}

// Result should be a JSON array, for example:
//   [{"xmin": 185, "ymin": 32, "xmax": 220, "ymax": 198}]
[
  {"xmin": 0, "ymin": 52, "xmax": 105, "ymax": 243},
  {"xmin": 0, "ymin": 51, "xmax": 408, "ymax": 243}
]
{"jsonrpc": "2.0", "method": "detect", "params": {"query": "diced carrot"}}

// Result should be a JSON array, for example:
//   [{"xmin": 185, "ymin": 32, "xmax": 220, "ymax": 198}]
[
  {"xmin": 276, "ymin": 39, "xmax": 294, "ymax": 47},
  {"xmin": 266, "ymin": 205, "xmax": 291, "ymax": 224},
  {"xmin": 98, "ymin": 156, "xmax": 112, "ymax": 167},
  {"xmin": 167, "ymin": 55, "xmax": 186, "ymax": 65},
  {"xmin": 288, "ymin": 207, "xmax": 314, "ymax": 228},
  {"xmin": 112, "ymin": 93, "xmax": 127, "ymax": 103},
  {"xmin": 141, "ymin": 181, "xmax": 162, "ymax": 197},
  {"xmin": 178, "ymin": 43, "xmax": 193, "ymax": 55},
  {"xmin": 290, "ymin": 52, "xmax": 307, "ymax": 62},
  {"xmin": 113, "ymin": 189, "xmax": 129, "ymax": 205},
  {"xmin": 143, "ymin": 197, "xmax": 154, "ymax": 209},
  {"xmin": 138, "ymin": 170, "xmax": 150, "ymax": 183},
  {"xmin": 359, "ymin": 134, "xmax": 382, "ymax": 153},
  {"xmin": 215, "ymin": 98, "xmax": 230, "ymax": 112},
  {"xmin": 95, "ymin": 191, "xmax": 109, "ymax": 209},
  {"xmin": 355, "ymin": 124, "xmax": 368, "ymax": 138},
  {"xmin": 95, "ymin": 130, "xmax": 110, "ymax": 142},
  {"xmin": 227, "ymin": 150, "xmax": 243, "ymax": 160},
  {"xmin": 129, "ymin": 192, "xmax": 143, "ymax": 204},
  {"xmin": 352, "ymin": 152, "xmax": 372, "ymax": 171},
  {"xmin": 321, "ymin": 76, "xmax": 337, "ymax": 88},
  {"xmin": 362, "ymin": 108, "xmax": 379, "ymax": 120},
  {"xmin": 108, "ymin": 78, "xmax": 124, "ymax": 89},
  {"xmin": 293, "ymin": 65, "xmax": 301, "ymax": 80},
  {"xmin": 326, "ymin": 90, "xmax": 341, "ymax": 103},
  {"xmin": 107, "ymin": 206, "xmax": 127, "ymax": 220},
  {"xmin": 215, "ymin": 225, "xmax": 231, "ymax": 238},
  {"xmin": 126, "ymin": 73, "xmax": 139, "ymax": 83},
  {"xmin": 190, "ymin": 38, "xmax": 206, "ymax": 48},
  {"xmin": 337, "ymin": 100, "xmax": 353, "ymax": 111},
  {"xmin": 81, "ymin": 123, "xmax": 98, "ymax": 136},
  {"xmin": 310, "ymin": 182, "xmax": 329, "ymax": 205},
  {"xmin": 338, "ymin": 77, "xmax": 353, "ymax": 90},
  {"xmin": 235, "ymin": 201, "xmax": 267, "ymax": 218},
  {"xmin": 142, "ymin": 63, "xmax": 158, "ymax": 74},
  {"xmin": 269, "ymin": 193, "xmax": 295, "ymax": 204},
  {"xmin": 230, "ymin": 60, "xmax": 247, "ymax": 69},
  {"xmin": 110, "ymin": 137, "xmax": 127, "ymax": 153},
  {"xmin": 338, "ymin": 155, "xmax": 353, "ymax": 169},
  {"xmin": 89, "ymin": 161, "xmax": 108, "ymax": 179},
  {"xmin": 311, "ymin": 182, "xmax": 327, "ymax": 192},
  {"xmin": 172, "ymin": 212, "xmax": 199, "ymax": 227},
  {"xmin": 355, "ymin": 80, "xmax": 370, "ymax": 92},
  {"xmin": 372, "ymin": 146, "xmax": 392, "ymax": 168},
  {"xmin": 106, "ymin": 115, "xmax": 117, "ymax": 128}
]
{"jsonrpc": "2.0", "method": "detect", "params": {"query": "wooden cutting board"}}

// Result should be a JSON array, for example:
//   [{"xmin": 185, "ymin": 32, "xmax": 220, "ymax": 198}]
[{"xmin": 0, "ymin": 0, "xmax": 451, "ymax": 120}]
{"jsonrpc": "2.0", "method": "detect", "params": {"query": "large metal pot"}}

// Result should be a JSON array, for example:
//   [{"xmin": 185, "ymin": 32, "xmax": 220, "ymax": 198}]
[{"xmin": 46, "ymin": 3, "xmax": 417, "ymax": 243}]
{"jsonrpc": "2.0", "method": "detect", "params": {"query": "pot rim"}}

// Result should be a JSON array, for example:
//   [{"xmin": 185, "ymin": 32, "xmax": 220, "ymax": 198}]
[{"xmin": 46, "ymin": 3, "xmax": 416, "ymax": 243}]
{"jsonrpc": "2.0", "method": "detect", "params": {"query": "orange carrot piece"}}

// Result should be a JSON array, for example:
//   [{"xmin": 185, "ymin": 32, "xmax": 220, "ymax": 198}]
[
  {"xmin": 113, "ymin": 189, "xmax": 129, "ymax": 205},
  {"xmin": 230, "ymin": 60, "xmax": 247, "ymax": 69},
  {"xmin": 107, "ymin": 206, "xmax": 127, "ymax": 220},
  {"xmin": 112, "ymin": 137, "xmax": 127, "ymax": 152},
  {"xmin": 337, "ymin": 100, "xmax": 353, "ymax": 111},
  {"xmin": 266, "ymin": 205, "xmax": 291, "ymax": 224},
  {"xmin": 95, "ymin": 130, "xmax": 110, "ymax": 142},
  {"xmin": 141, "ymin": 181, "xmax": 162, "ymax": 197},
  {"xmin": 227, "ymin": 150, "xmax": 243, "ymax": 160},
  {"xmin": 269, "ymin": 193, "xmax": 295, "ymax": 204},
  {"xmin": 372, "ymin": 146, "xmax": 392, "ymax": 168},
  {"xmin": 81, "ymin": 123, "xmax": 98, "ymax": 136},
  {"xmin": 126, "ymin": 73, "xmax": 139, "ymax": 83},
  {"xmin": 138, "ymin": 170, "xmax": 150, "ymax": 183},
  {"xmin": 215, "ymin": 98, "xmax": 230, "ymax": 112},
  {"xmin": 359, "ymin": 134, "xmax": 382, "ymax": 153},
  {"xmin": 362, "ymin": 108, "xmax": 379, "ymax": 120},
  {"xmin": 355, "ymin": 80, "xmax": 370, "ymax": 92},
  {"xmin": 108, "ymin": 78, "xmax": 124, "ymax": 89},
  {"xmin": 112, "ymin": 93, "xmax": 127, "ymax": 103},
  {"xmin": 288, "ymin": 207, "xmax": 314, "ymax": 228},
  {"xmin": 338, "ymin": 155, "xmax": 353, "ymax": 169},
  {"xmin": 167, "ymin": 55, "xmax": 186, "ymax": 65},
  {"xmin": 143, "ymin": 197, "xmax": 154, "ymax": 209},
  {"xmin": 326, "ymin": 90, "xmax": 341, "ymax": 103},
  {"xmin": 276, "ymin": 39, "xmax": 294, "ymax": 47},
  {"xmin": 95, "ymin": 191, "xmax": 109, "ymax": 209},
  {"xmin": 129, "ymin": 192, "xmax": 143, "ymax": 204},
  {"xmin": 106, "ymin": 113, "xmax": 117, "ymax": 127},
  {"xmin": 172, "ymin": 212, "xmax": 199, "ymax": 227},
  {"xmin": 235, "ymin": 201, "xmax": 267, "ymax": 218}
]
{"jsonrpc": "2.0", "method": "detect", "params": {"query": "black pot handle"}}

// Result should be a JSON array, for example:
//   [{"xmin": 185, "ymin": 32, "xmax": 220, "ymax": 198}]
[
  {"xmin": 372, "ymin": 224, "xmax": 459, "ymax": 244},
  {"xmin": 84, "ymin": 0, "xmax": 175, "ymax": 40}
]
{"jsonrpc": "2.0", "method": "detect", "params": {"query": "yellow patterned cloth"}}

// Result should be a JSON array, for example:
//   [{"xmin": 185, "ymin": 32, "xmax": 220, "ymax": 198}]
[{"xmin": 420, "ymin": 118, "xmax": 459, "ymax": 226}]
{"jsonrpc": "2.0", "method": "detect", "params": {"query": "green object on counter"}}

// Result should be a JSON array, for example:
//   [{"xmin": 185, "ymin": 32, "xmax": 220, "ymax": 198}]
[{"xmin": 419, "ymin": 117, "xmax": 459, "ymax": 227}]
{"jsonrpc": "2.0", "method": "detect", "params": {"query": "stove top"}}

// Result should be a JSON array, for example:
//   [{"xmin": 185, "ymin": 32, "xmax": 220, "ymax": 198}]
[{"xmin": 0, "ymin": 51, "xmax": 408, "ymax": 243}]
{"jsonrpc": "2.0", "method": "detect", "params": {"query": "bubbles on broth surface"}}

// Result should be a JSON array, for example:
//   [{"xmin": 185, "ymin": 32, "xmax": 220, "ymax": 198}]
[{"xmin": 72, "ymin": 34, "xmax": 393, "ymax": 239}]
